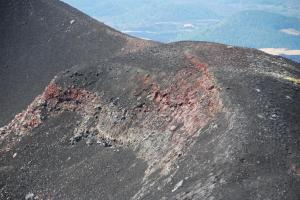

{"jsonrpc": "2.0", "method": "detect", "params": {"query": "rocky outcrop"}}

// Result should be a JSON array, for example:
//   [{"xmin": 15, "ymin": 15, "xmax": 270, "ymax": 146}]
[{"xmin": 0, "ymin": 0, "xmax": 299, "ymax": 200}]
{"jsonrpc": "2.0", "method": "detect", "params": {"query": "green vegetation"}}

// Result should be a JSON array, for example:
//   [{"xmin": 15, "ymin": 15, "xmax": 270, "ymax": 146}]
[
  {"xmin": 63, "ymin": 0, "xmax": 300, "ymax": 62},
  {"xmin": 177, "ymin": 11, "xmax": 300, "ymax": 49}
]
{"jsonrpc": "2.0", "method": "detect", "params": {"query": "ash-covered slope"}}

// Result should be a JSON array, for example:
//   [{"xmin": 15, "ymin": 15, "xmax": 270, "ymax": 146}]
[
  {"xmin": 1, "ymin": 1, "xmax": 300, "ymax": 200},
  {"xmin": 0, "ymin": 0, "xmax": 155, "ymax": 126}
]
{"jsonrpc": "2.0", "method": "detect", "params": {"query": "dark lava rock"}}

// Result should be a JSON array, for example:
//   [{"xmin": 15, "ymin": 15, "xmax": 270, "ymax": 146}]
[{"xmin": 0, "ymin": 0, "xmax": 299, "ymax": 200}]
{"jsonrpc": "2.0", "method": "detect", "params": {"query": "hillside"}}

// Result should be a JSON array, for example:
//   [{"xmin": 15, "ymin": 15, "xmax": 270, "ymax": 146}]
[
  {"xmin": 0, "ymin": 0, "xmax": 155, "ymax": 126},
  {"xmin": 177, "ymin": 10, "xmax": 300, "ymax": 49},
  {"xmin": 62, "ymin": 1, "xmax": 300, "ymax": 63},
  {"xmin": 63, "ymin": 0, "xmax": 219, "ymax": 30},
  {"xmin": 1, "ymin": 1, "xmax": 300, "ymax": 200}
]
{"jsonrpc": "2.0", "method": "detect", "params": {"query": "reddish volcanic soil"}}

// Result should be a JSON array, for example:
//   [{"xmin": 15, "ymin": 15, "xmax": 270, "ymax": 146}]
[{"xmin": 0, "ymin": 0, "xmax": 299, "ymax": 200}]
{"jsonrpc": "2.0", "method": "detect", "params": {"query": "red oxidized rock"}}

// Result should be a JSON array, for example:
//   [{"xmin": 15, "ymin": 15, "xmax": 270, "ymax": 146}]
[{"xmin": 44, "ymin": 83, "xmax": 61, "ymax": 100}]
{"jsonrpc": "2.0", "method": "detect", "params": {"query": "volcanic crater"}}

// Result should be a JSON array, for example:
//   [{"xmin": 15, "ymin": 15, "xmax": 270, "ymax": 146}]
[{"xmin": 1, "ymin": 0, "xmax": 300, "ymax": 200}]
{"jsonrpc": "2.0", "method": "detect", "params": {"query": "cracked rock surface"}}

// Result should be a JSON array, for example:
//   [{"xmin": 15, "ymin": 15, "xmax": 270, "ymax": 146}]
[{"xmin": 1, "ymin": 0, "xmax": 300, "ymax": 200}]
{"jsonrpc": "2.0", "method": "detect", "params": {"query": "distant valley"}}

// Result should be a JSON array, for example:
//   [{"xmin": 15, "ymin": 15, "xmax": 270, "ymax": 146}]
[{"xmin": 63, "ymin": 0, "xmax": 300, "ymax": 62}]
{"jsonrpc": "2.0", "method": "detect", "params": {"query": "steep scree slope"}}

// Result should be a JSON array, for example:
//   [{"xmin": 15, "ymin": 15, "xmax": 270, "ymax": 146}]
[
  {"xmin": 0, "ymin": 0, "xmax": 300, "ymax": 200},
  {"xmin": 0, "ymin": 0, "xmax": 155, "ymax": 126}
]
